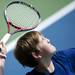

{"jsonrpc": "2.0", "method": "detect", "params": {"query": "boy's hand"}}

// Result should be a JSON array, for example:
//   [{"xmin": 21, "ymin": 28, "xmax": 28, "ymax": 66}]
[{"xmin": 0, "ymin": 41, "xmax": 7, "ymax": 59}]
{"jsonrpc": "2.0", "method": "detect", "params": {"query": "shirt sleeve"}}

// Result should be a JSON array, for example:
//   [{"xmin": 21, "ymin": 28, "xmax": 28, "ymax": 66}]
[{"xmin": 62, "ymin": 48, "xmax": 75, "ymax": 72}]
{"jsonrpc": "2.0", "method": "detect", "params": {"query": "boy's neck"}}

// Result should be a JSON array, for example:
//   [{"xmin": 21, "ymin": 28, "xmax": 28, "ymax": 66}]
[
  {"xmin": 47, "ymin": 61, "xmax": 55, "ymax": 73},
  {"xmin": 36, "ymin": 60, "xmax": 55, "ymax": 73}
]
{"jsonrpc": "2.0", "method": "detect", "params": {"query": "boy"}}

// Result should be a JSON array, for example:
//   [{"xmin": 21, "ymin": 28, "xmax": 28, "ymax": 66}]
[
  {"xmin": 0, "ymin": 31, "xmax": 75, "ymax": 75},
  {"xmin": 14, "ymin": 31, "xmax": 75, "ymax": 75}
]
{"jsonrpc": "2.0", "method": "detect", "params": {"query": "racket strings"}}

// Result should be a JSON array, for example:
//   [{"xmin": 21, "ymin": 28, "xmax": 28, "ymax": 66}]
[{"xmin": 6, "ymin": 3, "xmax": 40, "ymax": 29}]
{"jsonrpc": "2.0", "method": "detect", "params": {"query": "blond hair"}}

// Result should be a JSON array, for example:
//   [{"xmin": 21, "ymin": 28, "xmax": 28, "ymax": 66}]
[{"xmin": 14, "ymin": 31, "xmax": 41, "ymax": 67}]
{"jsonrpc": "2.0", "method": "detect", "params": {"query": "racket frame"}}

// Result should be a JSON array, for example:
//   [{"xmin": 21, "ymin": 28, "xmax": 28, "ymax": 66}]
[
  {"xmin": 1, "ymin": 1, "xmax": 41, "ymax": 44},
  {"xmin": 5, "ymin": 1, "xmax": 41, "ymax": 34}
]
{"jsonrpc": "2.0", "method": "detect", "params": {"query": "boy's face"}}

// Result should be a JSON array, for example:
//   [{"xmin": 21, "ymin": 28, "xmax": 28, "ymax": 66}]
[{"xmin": 37, "ymin": 34, "xmax": 56, "ymax": 57}]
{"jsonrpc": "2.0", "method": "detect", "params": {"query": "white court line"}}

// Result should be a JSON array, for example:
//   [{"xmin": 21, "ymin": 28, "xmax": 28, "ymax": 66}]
[
  {"xmin": 6, "ymin": 1, "xmax": 75, "ymax": 52},
  {"xmin": 34, "ymin": 1, "xmax": 75, "ymax": 31}
]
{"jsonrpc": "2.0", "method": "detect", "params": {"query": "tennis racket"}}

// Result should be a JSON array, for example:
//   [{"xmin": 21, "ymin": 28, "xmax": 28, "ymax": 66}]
[{"xmin": 1, "ymin": 1, "xmax": 41, "ymax": 44}]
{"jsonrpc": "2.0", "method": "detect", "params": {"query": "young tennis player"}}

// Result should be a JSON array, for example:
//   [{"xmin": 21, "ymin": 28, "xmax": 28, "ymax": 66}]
[
  {"xmin": 0, "ymin": 31, "xmax": 75, "ymax": 75},
  {"xmin": 14, "ymin": 31, "xmax": 75, "ymax": 75}
]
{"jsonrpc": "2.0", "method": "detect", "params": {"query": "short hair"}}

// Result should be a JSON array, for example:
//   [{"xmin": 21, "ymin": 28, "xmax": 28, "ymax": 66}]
[{"xmin": 14, "ymin": 31, "xmax": 41, "ymax": 67}]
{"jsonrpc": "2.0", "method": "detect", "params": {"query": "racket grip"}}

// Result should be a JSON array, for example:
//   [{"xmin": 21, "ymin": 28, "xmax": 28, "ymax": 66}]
[{"xmin": 1, "ymin": 33, "xmax": 11, "ymax": 44}]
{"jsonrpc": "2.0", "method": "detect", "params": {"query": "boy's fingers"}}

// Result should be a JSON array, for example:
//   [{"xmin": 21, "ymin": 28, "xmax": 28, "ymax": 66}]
[
  {"xmin": 0, "ymin": 42, "xmax": 2, "ymax": 49},
  {"xmin": 0, "ymin": 41, "xmax": 5, "ymax": 48},
  {"xmin": 1, "ymin": 42, "xmax": 5, "ymax": 47},
  {"xmin": 0, "ymin": 41, "xmax": 7, "ymax": 54}
]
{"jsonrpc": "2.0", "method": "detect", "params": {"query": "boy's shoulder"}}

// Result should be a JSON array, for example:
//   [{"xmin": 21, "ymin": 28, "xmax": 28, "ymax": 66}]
[{"xmin": 53, "ymin": 48, "xmax": 75, "ymax": 60}]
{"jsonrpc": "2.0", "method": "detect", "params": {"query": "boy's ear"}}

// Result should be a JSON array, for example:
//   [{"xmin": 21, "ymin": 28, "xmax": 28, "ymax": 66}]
[{"xmin": 32, "ymin": 50, "xmax": 42, "ymax": 59}]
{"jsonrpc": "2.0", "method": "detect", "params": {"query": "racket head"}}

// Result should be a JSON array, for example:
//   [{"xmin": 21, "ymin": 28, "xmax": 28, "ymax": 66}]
[{"xmin": 4, "ymin": 1, "xmax": 41, "ymax": 33}]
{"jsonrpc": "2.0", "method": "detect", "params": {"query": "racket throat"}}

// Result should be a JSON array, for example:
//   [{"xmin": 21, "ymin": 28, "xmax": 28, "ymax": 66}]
[{"xmin": 7, "ymin": 21, "xmax": 11, "ymax": 33}]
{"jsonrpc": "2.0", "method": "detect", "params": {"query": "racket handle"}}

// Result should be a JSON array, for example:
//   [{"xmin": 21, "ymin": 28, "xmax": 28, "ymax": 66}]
[{"xmin": 1, "ymin": 33, "xmax": 11, "ymax": 44}]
